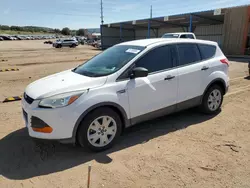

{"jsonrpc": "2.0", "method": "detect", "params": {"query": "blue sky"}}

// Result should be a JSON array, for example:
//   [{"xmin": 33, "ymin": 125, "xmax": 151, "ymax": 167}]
[{"xmin": 0, "ymin": 0, "xmax": 249, "ymax": 29}]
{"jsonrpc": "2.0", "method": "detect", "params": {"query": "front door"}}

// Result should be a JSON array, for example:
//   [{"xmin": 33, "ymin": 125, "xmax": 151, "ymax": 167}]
[{"xmin": 127, "ymin": 45, "xmax": 178, "ymax": 124}]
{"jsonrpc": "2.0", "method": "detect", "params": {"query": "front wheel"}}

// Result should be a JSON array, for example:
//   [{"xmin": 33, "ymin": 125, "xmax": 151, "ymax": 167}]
[
  {"xmin": 77, "ymin": 107, "xmax": 122, "ymax": 152},
  {"xmin": 200, "ymin": 85, "xmax": 223, "ymax": 114}
]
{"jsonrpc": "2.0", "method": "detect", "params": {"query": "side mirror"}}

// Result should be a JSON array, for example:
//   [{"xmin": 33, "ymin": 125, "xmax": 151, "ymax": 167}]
[{"xmin": 130, "ymin": 67, "xmax": 148, "ymax": 79}]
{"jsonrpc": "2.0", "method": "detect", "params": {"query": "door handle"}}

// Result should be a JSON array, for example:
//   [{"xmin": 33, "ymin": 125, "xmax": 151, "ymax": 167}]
[
  {"xmin": 201, "ymin": 66, "xmax": 209, "ymax": 71},
  {"xmin": 164, "ymin": 75, "xmax": 175, "ymax": 80}
]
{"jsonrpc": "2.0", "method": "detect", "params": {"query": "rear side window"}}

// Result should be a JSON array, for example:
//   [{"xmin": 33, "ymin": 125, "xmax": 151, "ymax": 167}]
[
  {"xmin": 198, "ymin": 44, "xmax": 216, "ymax": 60},
  {"xmin": 180, "ymin": 34, "xmax": 194, "ymax": 39},
  {"xmin": 135, "ymin": 45, "xmax": 174, "ymax": 73},
  {"xmin": 177, "ymin": 43, "xmax": 201, "ymax": 66}
]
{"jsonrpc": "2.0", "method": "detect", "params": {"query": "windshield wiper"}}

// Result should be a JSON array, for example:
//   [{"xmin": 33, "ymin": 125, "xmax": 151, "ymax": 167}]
[{"xmin": 72, "ymin": 65, "xmax": 81, "ymax": 72}]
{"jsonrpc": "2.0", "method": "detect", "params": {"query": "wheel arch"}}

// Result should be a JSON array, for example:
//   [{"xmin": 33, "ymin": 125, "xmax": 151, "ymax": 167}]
[
  {"xmin": 202, "ymin": 78, "xmax": 227, "ymax": 101},
  {"xmin": 72, "ymin": 102, "xmax": 130, "ymax": 142}
]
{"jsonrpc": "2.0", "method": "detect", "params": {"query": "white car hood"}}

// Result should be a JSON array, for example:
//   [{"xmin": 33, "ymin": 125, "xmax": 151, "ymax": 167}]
[{"xmin": 25, "ymin": 70, "xmax": 107, "ymax": 99}]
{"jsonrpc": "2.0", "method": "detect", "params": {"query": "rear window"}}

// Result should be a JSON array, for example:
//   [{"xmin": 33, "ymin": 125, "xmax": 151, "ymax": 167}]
[
  {"xmin": 177, "ymin": 43, "xmax": 201, "ymax": 66},
  {"xmin": 198, "ymin": 44, "xmax": 216, "ymax": 60},
  {"xmin": 162, "ymin": 34, "xmax": 179, "ymax": 38},
  {"xmin": 180, "ymin": 34, "xmax": 195, "ymax": 39}
]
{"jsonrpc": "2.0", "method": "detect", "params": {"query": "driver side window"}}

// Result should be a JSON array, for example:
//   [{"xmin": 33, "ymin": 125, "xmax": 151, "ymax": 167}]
[{"xmin": 135, "ymin": 45, "xmax": 175, "ymax": 74}]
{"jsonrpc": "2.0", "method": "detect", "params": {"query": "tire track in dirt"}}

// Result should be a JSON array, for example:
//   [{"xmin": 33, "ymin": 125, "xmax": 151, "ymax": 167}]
[{"xmin": 10, "ymin": 58, "xmax": 89, "ymax": 66}]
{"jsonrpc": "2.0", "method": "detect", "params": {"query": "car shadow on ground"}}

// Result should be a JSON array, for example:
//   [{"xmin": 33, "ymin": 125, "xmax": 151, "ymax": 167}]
[{"xmin": 0, "ymin": 108, "xmax": 219, "ymax": 180}]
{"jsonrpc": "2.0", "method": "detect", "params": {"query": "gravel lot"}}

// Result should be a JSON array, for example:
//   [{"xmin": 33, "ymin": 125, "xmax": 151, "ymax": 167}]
[{"xmin": 0, "ymin": 40, "xmax": 250, "ymax": 188}]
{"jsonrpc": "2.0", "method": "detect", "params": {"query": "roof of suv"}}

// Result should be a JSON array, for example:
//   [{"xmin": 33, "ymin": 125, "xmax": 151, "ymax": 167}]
[{"xmin": 118, "ymin": 38, "xmax": 217, "ymax": 47}]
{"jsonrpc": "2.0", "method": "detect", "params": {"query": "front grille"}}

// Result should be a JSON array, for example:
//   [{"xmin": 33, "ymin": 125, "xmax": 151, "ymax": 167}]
[{"xmin": 24, "ymin": 92, "xmax": 34, "ymax": 104}]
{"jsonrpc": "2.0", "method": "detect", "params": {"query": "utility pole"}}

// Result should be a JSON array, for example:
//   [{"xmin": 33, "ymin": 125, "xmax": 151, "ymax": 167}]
[
  {"xmin": 148, "ymin": 5, "xmax": 152, "ymax": 38},
  {"xmin": 150, "ymin": 5, "xmax": 152, "ymax": 19},
  {"xmin": 100, "ymin": 0, "xmax": 104, "ymax": 25},
  {"xmin": 100, "ymin": 0, "xmax": 104, "ymax": 49}
]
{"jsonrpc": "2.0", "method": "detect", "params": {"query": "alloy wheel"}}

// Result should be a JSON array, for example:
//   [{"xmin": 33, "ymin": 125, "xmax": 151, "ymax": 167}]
[{"xmin": 87, "ymin": 116, "xmax": 117, "ymax": 147}]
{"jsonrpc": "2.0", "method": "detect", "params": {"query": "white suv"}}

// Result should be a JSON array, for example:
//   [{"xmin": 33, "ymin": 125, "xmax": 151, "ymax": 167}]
[{"xmin": 22, "ymin": 38, "xmax": 229, "ymax": 151}]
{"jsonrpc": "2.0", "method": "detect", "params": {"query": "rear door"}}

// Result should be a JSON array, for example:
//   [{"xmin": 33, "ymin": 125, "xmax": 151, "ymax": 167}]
[
  {"xmin": 176, "ymin": 43, "xmax": 211, "ymax": 108},
  {"xmin": 127, "ymin": 45, "xmax": 178, "ymax": 123},
  {"xmin": 62, "ymin": 40, "xmax": 70, "ymax": 46}
]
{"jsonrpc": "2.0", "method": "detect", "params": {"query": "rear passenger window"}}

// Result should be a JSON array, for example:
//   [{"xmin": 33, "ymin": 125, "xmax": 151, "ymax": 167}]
[
  {"xmin": 135, "ymin": 45, "xmax": 174, "ymax": 73},
  {"xmin": 186, "ymin": 34, "xmax": 194, "ymax": 39},
  {"xmin": 198, "ymin": 44, "xmax": 216, "ymax": 60},
  {"xmin": 180, "ymin": 35, "xmax": 187, "ymax": 38},
  {"xmin": 180, "ymin": 34, "xmax": 194, "ymax": 39},
  {"xmin": 177, "ymin": 44, "xmax": 201, "ymax": 66}
]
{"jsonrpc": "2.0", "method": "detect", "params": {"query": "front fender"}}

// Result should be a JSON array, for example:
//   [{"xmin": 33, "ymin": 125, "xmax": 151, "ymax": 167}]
[{"xmin": 71, "ymin": 90, "xmax": 130, "ymax": 141}]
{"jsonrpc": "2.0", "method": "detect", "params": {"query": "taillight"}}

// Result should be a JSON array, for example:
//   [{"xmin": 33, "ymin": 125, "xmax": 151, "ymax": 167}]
[{"xmin": 220, "ymin": 58, "xmax": 229, "ymax": 66}]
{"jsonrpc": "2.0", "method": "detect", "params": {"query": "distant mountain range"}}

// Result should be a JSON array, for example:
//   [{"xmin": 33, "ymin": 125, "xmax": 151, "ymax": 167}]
[{"xmin": 86, "ymin": 28, "xmax": 100, "ymax": 34}]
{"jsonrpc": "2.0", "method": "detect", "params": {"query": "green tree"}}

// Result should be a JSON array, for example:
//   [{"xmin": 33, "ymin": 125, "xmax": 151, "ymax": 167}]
[
  {"xmin": 0, "ymin": 25, "xmax": 10, "ymax": 30},
  {"xmin": 76, "ymin": 28, "xmax": 85, "ymax": 36},
  {"xmin": 54, "ymin": 28, "xmax": 61, "ymax": 33},
  {"xmin": 61, "ymin": 27, "xmax": 70, "ymax": 35},
  {"xmin": 10, "ymin": 25, "xmax": 21, "ymax": 31}
]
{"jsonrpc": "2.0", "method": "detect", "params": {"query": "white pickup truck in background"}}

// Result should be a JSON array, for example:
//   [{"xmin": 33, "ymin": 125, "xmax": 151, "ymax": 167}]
[{"xmin": 162, "ymin": 32, "xmax": 196, "ymax": 39}]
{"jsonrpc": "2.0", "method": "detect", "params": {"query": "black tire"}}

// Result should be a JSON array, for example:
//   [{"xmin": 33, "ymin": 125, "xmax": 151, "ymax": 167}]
[
  {"xmin": 57, "ymin": 44, "xmax": 62, "ymax": 48},
  {"xmin": 77, "ymin": 107, "xmax": 122, "ymax": 152},
  {"xmin": 200, "ymin": 84, "xmax": 224, "ymax": 114},
  {"xmin": 71, "ymin": 44, "xmax": 76, "ymax": 48}
]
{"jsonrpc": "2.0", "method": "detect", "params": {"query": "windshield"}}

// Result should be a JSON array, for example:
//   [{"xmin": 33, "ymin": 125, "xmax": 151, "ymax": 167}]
[
  {"xmin": 162, "ymin": 34, "xmax": 179, "ymax": 38},
  {"xmin": 73, "ymin": 45, "xmax": 145, "ymax": 77}
]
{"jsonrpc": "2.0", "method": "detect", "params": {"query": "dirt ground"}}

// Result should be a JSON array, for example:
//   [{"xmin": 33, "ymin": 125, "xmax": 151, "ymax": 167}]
[{"xmin": 0, "ymin": 40, "xmax": 250, "ymax": 188}]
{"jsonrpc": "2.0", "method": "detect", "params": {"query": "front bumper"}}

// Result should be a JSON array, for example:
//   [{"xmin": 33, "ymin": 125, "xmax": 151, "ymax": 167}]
[{"xmin": 22, "ymin": 98, "xmax": 80, "ymax": 141}]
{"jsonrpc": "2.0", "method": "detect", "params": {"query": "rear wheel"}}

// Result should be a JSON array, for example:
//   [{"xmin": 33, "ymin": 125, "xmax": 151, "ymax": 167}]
[
  {"xmin": 71, "ymin": 43, "xmax": 76, "ymax": 48},
  {"xmin": 200, "ymin": 85, "xmax": 223, "ymax": 114},
  {"xmin": 57, "ymin": 44, "xmax": 62, "ymax": 48},
  {"xmin": 77, "ymin": 107, "xmax": 122, "ymax": 152}
]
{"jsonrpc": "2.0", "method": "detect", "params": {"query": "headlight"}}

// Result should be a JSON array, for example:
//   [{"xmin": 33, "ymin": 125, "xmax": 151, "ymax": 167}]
[{"xmin": 39, "ymin": 91, "xmax": 87, "ymax": 108}]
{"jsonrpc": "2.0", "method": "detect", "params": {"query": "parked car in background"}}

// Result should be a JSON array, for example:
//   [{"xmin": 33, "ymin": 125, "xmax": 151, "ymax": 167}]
[
  {"xmin": 0, "ymin": 37, "xmax": 3, "ymax": 41},
  {"xmin": 53, "ymin": 39, "xmax": 78, "ymax": 48},
  {"xmin": 162, "ymin": 32, "xmax": 196, "ymax": 39},
  {"xmin": 22, "ymin": 38, "xmax": 229, "ymax": 151},
  {"xmin": 44, "ymin": 40, "xmax": 53, "ymax": 44},
  {"xmin": 10, "ymin": 36, "xmax": 18, "ymax": 40},
  {"xmin": 95, "ymin": 40, "xmax": 102, "ymax": 49},
  {"xmin": 14, "ymin": 36, "xmax": 23, "ymax": 40},
  {"xmin": 0, "ymin": 35, "xmax": 12, "ymax": 40}
]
